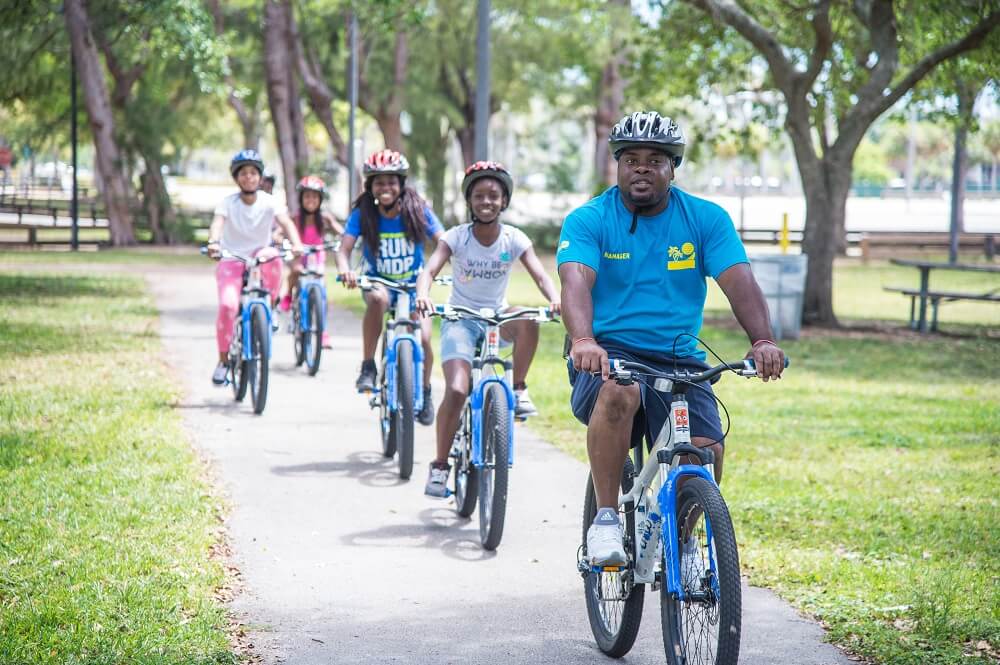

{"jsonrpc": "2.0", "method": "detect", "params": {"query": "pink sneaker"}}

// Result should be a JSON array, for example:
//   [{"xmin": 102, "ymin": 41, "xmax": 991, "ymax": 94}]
[
  {"xmin": 322, "ymin": 331, "xmax": 332, "ymax": 349},
  {"xmin": 279, "ymin": 294, "xmax": 291, "ymax": 312}
]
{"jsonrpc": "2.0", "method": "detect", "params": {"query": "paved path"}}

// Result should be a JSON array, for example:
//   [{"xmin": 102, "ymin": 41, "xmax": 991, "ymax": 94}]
[{"xmin": 151, "ymin": 265, "xmax": 852, "ymax": 665}]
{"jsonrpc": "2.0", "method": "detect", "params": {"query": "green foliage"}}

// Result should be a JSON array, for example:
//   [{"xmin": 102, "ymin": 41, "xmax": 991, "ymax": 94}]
[
  {"xmin": 0, "ymin": 270, "xmax": 233, "ymax": 663},
  {"xmin": 853, "ymin": 138, "xmax": 894, "ymax": 186}
]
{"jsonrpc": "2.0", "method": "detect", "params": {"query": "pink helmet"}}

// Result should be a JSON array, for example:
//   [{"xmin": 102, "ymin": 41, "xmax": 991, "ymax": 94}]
[
  {"xmin": 296, "ymin": 175, "xmax": 327, "ymax": 197},
  {"xmin": 363, "ymin": 149, "xmax": 409, "ymax": 178}
]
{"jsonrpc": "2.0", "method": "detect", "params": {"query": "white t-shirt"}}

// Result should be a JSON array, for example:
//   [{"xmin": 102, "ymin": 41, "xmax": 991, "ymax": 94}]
[
  {"xmin": 213, "ymin": 191, "xmax": 288, "ymax": 256},
  {"xmin": 442, "ymin": 223, "xmax": 532, "ymax": 310}
]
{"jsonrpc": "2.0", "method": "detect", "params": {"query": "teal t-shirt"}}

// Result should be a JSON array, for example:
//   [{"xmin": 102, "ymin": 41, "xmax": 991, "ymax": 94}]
[{"xmin": 557, "ymin": 186, "xmax": 747, "ymax": 359}]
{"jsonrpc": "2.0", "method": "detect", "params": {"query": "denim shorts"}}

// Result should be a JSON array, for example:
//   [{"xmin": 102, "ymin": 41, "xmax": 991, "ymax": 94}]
[
  {"xmin": 567, "ymin": 341, "xmax": 725, "ymax": 448},
  {"xmin": 440, "ymin": 318, "xmax": 511, "ymax": 364}
]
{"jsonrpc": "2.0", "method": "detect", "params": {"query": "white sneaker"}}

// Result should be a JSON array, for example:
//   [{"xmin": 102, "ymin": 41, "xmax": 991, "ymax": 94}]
[
  {"xmin": 681, "ymin": 537, "xmax": 704, "ymax": 588},
  {"xmin": 424, "ymin": 463, "xmax": 451, "ymax": 498},
  {"xmin": 514, "ymin": 388, "xmax": 538, "ymax": 418},
  {"xmin": 586, "ymin": 509, "xmax": 627, "ymax": 566},
  {"xmin": 211, "ymin": 363, "xmax": 228, "ymax": 386}
]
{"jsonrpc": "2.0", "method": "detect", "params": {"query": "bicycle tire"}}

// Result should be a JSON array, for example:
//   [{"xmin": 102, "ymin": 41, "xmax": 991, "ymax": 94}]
[
  {"xmin": 661, "ymin": 476, "xmax": 741, "ymax": 665},
  {"xmin": 249, "ymin": 304, "xmax": 270, "ymax": 415},
  {"xmin": 305, "ymin": 287, "xmax": 322, "ymax": 375},
  {"xmin": 395, "ymin": 341, "xmax": 415, "ymax": 480},
  {"xmin": 231, "ymin": 318, "xmax": 248, "ymax": 402},
  {"xmin": 293, "ymin": 292, "xmax": 305, "ymax": 367},
  {"xmin": 452, "ymin": 403, "xmax": 478, "ymax": 518},
  {"xmin": 379, "ymin": 338, "xmax": 395, "ymax": 458},
  {"xmin": 478, "ymin": 383, "xmax": 510, "ymax": 550},
  {"xmin": 583, "ymin": 457, "xmax": 643, "ymax": 658}
]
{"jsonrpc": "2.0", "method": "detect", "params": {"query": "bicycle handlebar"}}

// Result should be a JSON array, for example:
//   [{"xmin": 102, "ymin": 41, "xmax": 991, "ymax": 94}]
[
  {"xmin": 335, "ymin": 273, "xmax": 416, "ymax": 293},
  {"xmin": 200, "ymin": 246, "xmax": 291, "ymax": 266},
  {"xmin": 605, "ymin": 357, "xmax": 790, "ymax": 384},
  {"xmin": 430, "ymin": 303, "xmax": 559, "ymax": 325}
]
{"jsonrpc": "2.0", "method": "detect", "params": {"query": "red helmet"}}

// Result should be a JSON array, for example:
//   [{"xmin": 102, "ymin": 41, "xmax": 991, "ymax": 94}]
[
  {"xmin": 296, "ymin": 175, "xmax": 327, "ymax": 197},
  {"xmin": 462, "ymin": 161, "xmax": 513, "ymax": 205},
  {"xmin": 363, "ymin": 149, "xmax": 409, "ymax": 178}
]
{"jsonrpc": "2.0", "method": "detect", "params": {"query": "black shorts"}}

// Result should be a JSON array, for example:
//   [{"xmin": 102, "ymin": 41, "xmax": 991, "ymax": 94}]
[{"xmin": 567, "ymin": 341, "xmax": 725, "ymax": 449}]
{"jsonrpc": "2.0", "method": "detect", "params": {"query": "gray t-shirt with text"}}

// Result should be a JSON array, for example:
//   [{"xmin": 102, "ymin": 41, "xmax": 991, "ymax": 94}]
[{"xmin": 443, "ymin": 223, "xmax": 532, "ymax": 310}]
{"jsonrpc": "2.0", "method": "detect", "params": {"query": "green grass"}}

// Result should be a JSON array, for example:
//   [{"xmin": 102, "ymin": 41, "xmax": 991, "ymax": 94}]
[
  {"xmin": 493, "ymin": 257, "xmax": 999, "ymax": 665},
  {"xmin": 0, "ymin": 271, "xmax": 234, "ymax": 664},
  {"xmin": 0, "ymin": 248, "xmax": 205, "ymax": 266}
]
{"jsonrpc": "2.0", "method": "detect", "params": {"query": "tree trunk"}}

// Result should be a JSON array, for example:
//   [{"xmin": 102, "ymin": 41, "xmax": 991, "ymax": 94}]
[
  {"xmin": 800, "ymin": 155, "xmax": 853, "ymax": 326},
  {"xmin": 456, "ymin": 127, "xmax": 474, "ymax": 168},
  {"xmin": 949, "ymin": 83, "xmax": 977, "ymax": 264},
  {"xmin": 376, "ymin": 112, "xmax": 405, "ymax": 153},
  {"xmin": 289, "ymin": 68, "xmax": 309, "ymax": 176},
  {"xmin": 64, "ymin": 0, "xmax": 135, "ymax": 245},
  {"xmin": 358, "ymin": 30, "xmax": 409, "ymax": 152},
  {"xmin": 140, "ymin": 151, "xmax": 176, "ymax": 244},
  {"xmin": 592, "ymin": 0, "xmax": 629, "ymax": 191},
  {"xmin": 264, "ymin": 0, "xmax": 301, "ymax": 214}
]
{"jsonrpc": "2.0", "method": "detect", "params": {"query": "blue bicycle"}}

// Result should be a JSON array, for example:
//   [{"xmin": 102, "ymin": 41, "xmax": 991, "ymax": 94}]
[
  {"xmin": 352, "ymin": 274, "xmax": 425, "ymax": 480},
  {"xmin": 429, "ymin": 303, "xmax": 558, "ymax": 550},
  {"xmin": 290, "ymin": 240, "xmax": 338, "ymax": 375},
  {"xmin": 578, "ymin": 357, "xmax": 788, "ymax": 663},
  {"xmin": 202, "ymin": 246, "xmax": 287, "ymax": 415}
]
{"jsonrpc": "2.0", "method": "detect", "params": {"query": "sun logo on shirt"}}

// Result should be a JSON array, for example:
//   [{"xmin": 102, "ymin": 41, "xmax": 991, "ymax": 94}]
[{"xmin": 667, "ymin": 242, "xmax": 696, "ymax": 271}]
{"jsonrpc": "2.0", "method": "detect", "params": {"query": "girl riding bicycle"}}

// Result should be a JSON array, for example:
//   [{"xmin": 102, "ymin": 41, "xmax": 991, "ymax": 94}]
[
  {"xmin": 277, "ymin": 175, "xmax": 345, "ymax": 348},
  {"xmin": 206, "ymin": 149, "xmax": 304, "ymax": 385},
  {"xmin": 415, "ymin": 161, "xmax": 560, "ymax": 498},
  {"xmin": 334, "ymin": 149, "xmax": 444, "ymax": 426}
]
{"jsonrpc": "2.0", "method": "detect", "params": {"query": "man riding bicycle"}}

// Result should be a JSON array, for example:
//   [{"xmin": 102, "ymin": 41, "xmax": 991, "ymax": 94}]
[{"xmin": 558, "ymin": 111, "xmax": 785, "ymax": 566}]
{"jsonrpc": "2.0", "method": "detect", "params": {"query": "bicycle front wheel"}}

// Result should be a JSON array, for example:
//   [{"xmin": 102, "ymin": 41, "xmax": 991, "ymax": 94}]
[
  {"xmin": 379, "ymin": 339, "xmax": 395, "ymax": 458},
  {"xmin": 304, "ymin": 287, "xmax": 322, "ymax": 375},
  {"xmin": 452, "ymin": 402, "xmax": 477, "ymax": 518},
  {"xmin": 249, "ymin": 304, "xmax": 270, "ymax": 415},
  {"xmin": 394, "ymin": 342, "xmax": 415, "ymax": 480},
  {"xmin": 477, "ymin": 383, "xmax": 509, "ymax": 551},
  {"xmin": 661, "ymin": 476, "xmax": 741, "ymax": 665},
  {"xmin": 583, "ymin": 457, "xmax": 643, "ymax": 658},
  {"xmin": 293, "ymin": 294, "xmax": 305, "ymax": 367}
]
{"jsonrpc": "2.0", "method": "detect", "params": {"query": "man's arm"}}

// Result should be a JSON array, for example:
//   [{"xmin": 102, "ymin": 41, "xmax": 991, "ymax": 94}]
[
  {"xmin": 559, "ymin": 261, "xmax": 608, "ymax": 379},
  {"xmin": 520, "ymin": 246, "xmax": 560, "ymax": 313},
  {"xmin": 715, "ymin": 263, "xmax": 785, "ymax": 381}
]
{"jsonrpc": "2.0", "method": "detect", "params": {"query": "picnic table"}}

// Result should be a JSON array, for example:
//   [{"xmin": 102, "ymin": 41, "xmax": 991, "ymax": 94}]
[{"xmin": 886, "ymin": 258, "xmax": 1000, "ymax": 332}]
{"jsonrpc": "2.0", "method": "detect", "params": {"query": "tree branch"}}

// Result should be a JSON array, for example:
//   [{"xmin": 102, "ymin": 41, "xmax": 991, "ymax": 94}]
[
  {"xmin": 682, "ymin": 0, "xmax": 796, "ymax": 90},
  {"xmin": 799, "ymin": 0, "xmax": 832, "ymax": 94},
  {"xmin": 852, "ymin": 0, "xmax": 898, "ymax": 107}
]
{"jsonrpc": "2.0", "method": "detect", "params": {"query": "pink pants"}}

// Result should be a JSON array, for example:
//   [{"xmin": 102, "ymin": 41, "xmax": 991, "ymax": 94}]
[{"xmin": 215, "ymin": 247, "xmax": 282, "ymax": 353}]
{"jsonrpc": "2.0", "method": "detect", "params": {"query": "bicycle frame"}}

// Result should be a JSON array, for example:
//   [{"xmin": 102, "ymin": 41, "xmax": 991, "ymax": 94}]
[
  {"xmin": 238, "ymin": 260, "xmax": 274, "ymax": 361},
  {"xmin": 296, "ymin": 253, "xmax": 328, "ymax": 336},
  {"xmin": 375, "ymin": 282, "xmax": 424, "ymax": 414},
  {"xmin": 468, "ymin": 323, "xmax": 516, "ymax": 469}
]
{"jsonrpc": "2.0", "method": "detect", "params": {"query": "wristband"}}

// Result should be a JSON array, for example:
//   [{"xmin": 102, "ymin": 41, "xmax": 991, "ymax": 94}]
[
  {"xmin": 752, "ymin": 339, "xmax": 776, "ymax": 348},
  {"xmin": 573, "ymin": 336, "xmax": 595, "ymax": 346}
]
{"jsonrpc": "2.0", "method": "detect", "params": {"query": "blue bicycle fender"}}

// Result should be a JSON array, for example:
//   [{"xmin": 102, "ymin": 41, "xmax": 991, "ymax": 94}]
[
  {"xmin": 470, "ymin": 376, "xmax": 516, "ymax": 468},
  {"xmin": 657, "ymin": 464, "xmax": 717, "ymax": 601}
]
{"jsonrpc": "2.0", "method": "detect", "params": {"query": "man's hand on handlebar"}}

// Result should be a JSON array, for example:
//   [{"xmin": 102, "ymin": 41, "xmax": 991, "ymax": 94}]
[
  {"xmin": 570, "ymin": 338, "xmax": 609, "ymax": 381},
  {"xmin": 747, "ymin": 340, "xmax": 785, "ymax": 382}
]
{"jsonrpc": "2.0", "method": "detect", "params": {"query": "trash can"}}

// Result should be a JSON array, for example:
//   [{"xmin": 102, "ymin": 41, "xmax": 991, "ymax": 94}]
[{"xmin": 749, "ymin": 254, "xmax": 807, "ymax": 340}]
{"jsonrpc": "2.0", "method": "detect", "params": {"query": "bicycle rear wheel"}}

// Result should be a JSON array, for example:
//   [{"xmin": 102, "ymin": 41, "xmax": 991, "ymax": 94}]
[
  {"xmin": 395, "ymin": 342, "xmax": 415, "ymax": 480},
  {"xmin": 249, "ymin": 304, "xmax": 270, "ymax": 415},
  {"xmin": 452, "ymin": 402, "xmax": 477, "ymax": 518},
  {"xmin": 304, "ymin": 287, "xmax": 322, "ymax": 375},
  {"xmin": 477, "ymin": 383, "xmax": 509, "ymax": 550},
  {"xmin": 583, "ymin": 457, "xmax": 643, "ymax": 657},
  {"xmin": 230, "ymin": 318, "xmax": 248, "ymax": 401},
  {"xmin": 661, "ymin": 476, "xmax": 741, "ymax": 665}
]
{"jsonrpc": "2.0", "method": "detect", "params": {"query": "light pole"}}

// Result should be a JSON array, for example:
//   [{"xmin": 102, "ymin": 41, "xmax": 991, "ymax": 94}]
[{"xmin": 474, "ymin": 0, "xmax": 490, "ymax": 161}]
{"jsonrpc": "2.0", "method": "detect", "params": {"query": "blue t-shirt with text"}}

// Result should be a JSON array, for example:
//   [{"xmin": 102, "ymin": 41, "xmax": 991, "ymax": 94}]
[
  {"xmin": 344, "ymin": 207, "xmax": 444, "ymax": 282},
  {"xmin": 557, "ymin": 186, "xmax": 747, "ymax": 359}
]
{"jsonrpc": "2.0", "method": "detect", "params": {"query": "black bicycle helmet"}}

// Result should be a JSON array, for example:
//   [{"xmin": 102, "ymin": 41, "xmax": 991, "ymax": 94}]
[
  {"xmin": 230, "ymin": 148, "xmax": 264, "ymax": 179},
  {"xmin": 462, "ymin": 161, "xmax": 513, "ymax": 207},
  {"xmin": 609, "ymin": 112, "xmax": 685, "ymax": 167}
]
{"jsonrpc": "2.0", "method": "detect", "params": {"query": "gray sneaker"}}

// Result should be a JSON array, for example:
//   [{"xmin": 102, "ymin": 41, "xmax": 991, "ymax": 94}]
[
  {"xmin": 424, "ymin": 462, "xmax": 451, "ymax": 498},
  {"xmin": 586, "ymin": 508, "xmax": 627, "ymax": 566},
  {"xmin": 211, "ymin": 363, "xmax": 228, "ymax": 386},
  {"xmin": 514, "ymin": 388, "xmax": 538, "ymax": 418}
]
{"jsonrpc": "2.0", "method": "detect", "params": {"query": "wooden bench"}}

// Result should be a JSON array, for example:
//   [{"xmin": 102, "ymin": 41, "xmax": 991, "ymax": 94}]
[
  {"xmin": 883, "ymin": 286, "xmax": 1000, "ymax": 332},
  {"xmin": 861, "ymin": 232, "xmax": 997, "ymax": 262}
]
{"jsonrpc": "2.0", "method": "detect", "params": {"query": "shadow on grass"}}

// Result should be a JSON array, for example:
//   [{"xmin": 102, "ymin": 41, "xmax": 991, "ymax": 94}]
[{"xmin": 0, "ymin": 272, "xmax": 143, "ymax": 301}]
